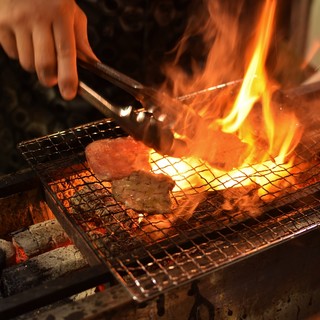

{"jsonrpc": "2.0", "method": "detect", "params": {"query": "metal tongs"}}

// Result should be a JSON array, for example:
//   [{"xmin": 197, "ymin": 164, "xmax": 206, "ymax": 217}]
[
  {"xmin": 77, "ymin": 59, "xmax": 250, "ymax": 170},
  {"xmin": 77, "ymin": 59, "xmax": 204, "ymax": 158}
]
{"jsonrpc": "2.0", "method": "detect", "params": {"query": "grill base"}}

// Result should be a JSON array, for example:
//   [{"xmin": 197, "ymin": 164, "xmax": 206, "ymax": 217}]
[{"xmin": 17, "ymin": 227, "xmax": 320, "ymax": 319}]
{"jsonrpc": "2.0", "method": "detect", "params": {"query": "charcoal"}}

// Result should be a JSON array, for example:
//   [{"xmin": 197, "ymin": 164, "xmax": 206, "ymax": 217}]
[
  {"xmin": 0, "ymin": 193, "xmax": 33, "ymax": 237},
  {"xmin": 1, "ymin": 245, "xmax": 87, "ymax": 297},
  {"xmin": 0, "ymin": 249, "xmax": 5, "ymax": 270},
  {"xmin": 0, "ymin": 239, "xmax": 15, "ymax": 267},
  {"xmin": 12, "ymin": 219, "xmax": 71, "ymax": 261},
  {"xmin": 0, "ymin": 187, "xmax": 54, "ymax": 237}
]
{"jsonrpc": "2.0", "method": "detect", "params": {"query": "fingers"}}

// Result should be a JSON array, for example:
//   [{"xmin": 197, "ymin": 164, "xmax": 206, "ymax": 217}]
[
  {"xmin": 0, "ymin": 27, "xmax": 35, "ymax": 72},
  {"xmin": 0, "ymin": 29, "xmax": 18, "ymax": 59},
  {"xmin": 32, "ymin": 26, "xmax": 58, "ymax": 87},
  {"xmin": 0, "ymin": 1, "xmax": 97, "ymax": 101},
  {"xmin": 53, "ymin": 14, "xmax": 78, "ymax": 100},
  {"xmin": 15, "ymin": 28, "xmax": 35, "ymax": 72},
  {"xmin": 51, "ymin": 6, "xmax": 97, "ymax": 100}
]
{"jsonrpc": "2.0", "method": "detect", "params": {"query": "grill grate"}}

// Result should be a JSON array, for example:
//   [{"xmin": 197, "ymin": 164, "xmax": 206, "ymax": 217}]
[{"xmin": 18, "ymin": 118, "xmax": 320, "ymax": 301}]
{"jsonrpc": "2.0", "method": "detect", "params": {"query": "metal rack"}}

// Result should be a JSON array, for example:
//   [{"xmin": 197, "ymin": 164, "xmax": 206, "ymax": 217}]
[{"xmin": 18, "ymin": 117, "xmax": 320, "ymax": 302}]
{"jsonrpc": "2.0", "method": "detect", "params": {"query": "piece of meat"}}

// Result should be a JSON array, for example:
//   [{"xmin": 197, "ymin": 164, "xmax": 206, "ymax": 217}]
[
  {"xmin": 85, "ymin": 136, "xmax": 151, "ymax": 181},
  {"xmin": 184, "ymin": 126, "xmax": 250, "ymax": 171},
  {"xmin": 112, "ymin": 170, "xmax": 175, "ymax": 213}
]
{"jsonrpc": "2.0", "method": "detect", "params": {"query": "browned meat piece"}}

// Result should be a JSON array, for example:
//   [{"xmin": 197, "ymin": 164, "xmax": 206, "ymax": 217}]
[
  {"xmin": 85, "ymin": 136, "xmax": 151, "ymax": 181},
  {"xmin": 184, "ymin": 126, "xmax": 250, "ymax": 171},
  {"xmin": 112, "ymin": 171, "xmax": 175, "ymax": 213}
]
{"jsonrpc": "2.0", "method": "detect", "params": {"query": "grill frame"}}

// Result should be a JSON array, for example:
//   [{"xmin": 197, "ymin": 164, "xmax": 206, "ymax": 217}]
[{"xmin": 17, "ymin": 116, "xmax": 320, "ymax": 302}]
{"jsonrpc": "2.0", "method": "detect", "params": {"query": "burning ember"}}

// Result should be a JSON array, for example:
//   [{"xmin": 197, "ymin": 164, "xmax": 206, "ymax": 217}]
[{"xmin": 152, "ymin": 0, "xmax": 303, "ymax": 202}]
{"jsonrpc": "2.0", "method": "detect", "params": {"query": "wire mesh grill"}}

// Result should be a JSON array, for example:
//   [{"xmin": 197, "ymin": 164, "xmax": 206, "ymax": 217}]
[{"xmin": 18, "ymin": 118, "xmax": 320, "ymax": 301}]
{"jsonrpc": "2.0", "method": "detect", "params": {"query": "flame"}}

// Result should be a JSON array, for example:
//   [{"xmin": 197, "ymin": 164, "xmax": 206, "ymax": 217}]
[
  {"xmin": 153, "ymin": 0, "xmax": 303, "ymax": 201},
  {"xmin": 218, "ymin": 0, "xmax": 276, "ymax": 134}
]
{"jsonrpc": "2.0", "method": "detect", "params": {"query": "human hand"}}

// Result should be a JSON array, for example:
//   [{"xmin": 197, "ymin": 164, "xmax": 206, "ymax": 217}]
[{"xmin": 0, "ymin": 0, "xmax": 97, "ymax": 100}]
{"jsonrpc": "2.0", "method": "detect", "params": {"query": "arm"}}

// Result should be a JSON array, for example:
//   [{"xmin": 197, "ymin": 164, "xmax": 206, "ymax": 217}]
[{"xmin": 0, "ymin": 0, "xmax": 97, "ymax": 100}]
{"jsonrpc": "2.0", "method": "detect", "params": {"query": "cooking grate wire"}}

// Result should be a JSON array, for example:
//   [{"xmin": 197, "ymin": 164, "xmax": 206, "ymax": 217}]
[{"xmin": 18, "ymin": 118, "xmax": 320, "ymax": 301}]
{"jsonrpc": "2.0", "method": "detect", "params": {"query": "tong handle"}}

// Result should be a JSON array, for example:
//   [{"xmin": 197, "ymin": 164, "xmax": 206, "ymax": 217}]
[
  {"xmin": 78, "ymin": 80, "xmax": 188, "ymax": 157},
  {"xmin": 77, "ymin": 59, "xmax": 179, "ymax": 120},
  {"xmin": 78, "ymin": 59, "xmax": 146, "ymax": 101}
]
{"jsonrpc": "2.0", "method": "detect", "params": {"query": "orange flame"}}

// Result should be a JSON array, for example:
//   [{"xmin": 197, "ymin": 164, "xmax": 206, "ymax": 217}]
[
  {"xmin": 218, "ymin": 0, "xmax": 302, "ymax": 163},
  {"xmin": 218, "ymin": 0, "xmax": 276, "ymax": 134},
  {"xmin": 153, "ymin": 0, "xmax": 303, "ymax": 200}
]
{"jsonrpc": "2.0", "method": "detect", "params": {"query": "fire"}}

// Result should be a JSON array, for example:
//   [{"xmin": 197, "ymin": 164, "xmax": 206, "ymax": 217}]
[{"xmin": 152, "ymin": 0, "xmax": 303, "ymax": 200}]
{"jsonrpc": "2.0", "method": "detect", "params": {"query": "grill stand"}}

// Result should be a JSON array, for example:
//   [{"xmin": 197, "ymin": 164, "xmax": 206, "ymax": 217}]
[{"xmin": 14, "ymin": 227, "xmax": 320, "ymax": 320}]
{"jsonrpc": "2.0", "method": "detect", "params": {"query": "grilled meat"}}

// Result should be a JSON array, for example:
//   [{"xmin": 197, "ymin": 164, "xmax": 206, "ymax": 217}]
[
  {"xmin": 85, "ymin": 136, "xmax": 151, "ymax": 181},
  {"xmin": 112, "ymin": 170, "xmax": 175, "ymax": 213}
]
